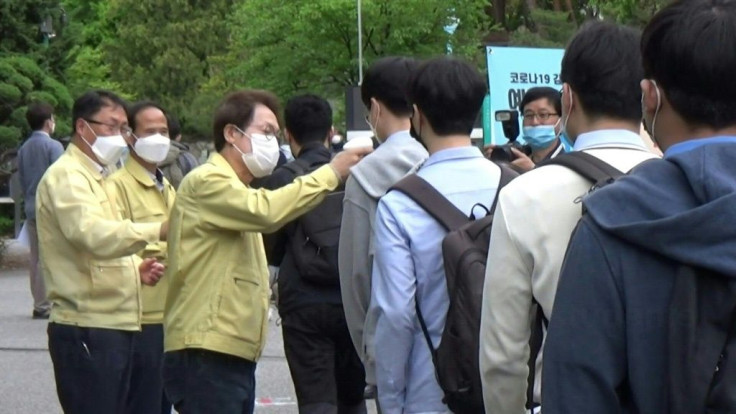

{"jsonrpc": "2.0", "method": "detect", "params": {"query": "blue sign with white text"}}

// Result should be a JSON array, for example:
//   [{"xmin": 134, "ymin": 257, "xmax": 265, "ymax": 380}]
[{"xmin": 486, "ymin": 46, "xmax": 565, "ymax": 146}]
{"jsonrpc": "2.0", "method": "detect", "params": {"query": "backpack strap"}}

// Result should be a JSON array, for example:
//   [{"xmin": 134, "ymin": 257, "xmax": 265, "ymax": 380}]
[
  {"xmin": 541, "ymin": 151, "xmax": 624, "ymax": 188},
  {"xmin": 491, "ymin": 164, "xmax": 519, "ymax": 214},
  {"xmin": 391, "ymin": 174, "xmax": 468, "ymax": 231}
]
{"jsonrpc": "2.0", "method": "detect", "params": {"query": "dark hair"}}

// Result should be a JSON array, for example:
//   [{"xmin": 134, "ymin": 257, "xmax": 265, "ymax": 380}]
[
  {"xmin": 26, "ymin": 102, "xmax": 54, "ymax": 131},
  {"xmin": 408, "ymin": 57, "xmax": 487, "ymax": 136},
  {"xmin": 168, "ymin": 114, "xmax": 181, "ymax": 139},
  {"xmin": 71, "ymin": 90, "xmax": 128, "ymax": 132},
  {"xmin": 361, "ymin": 57, "xmax": 418, "ymax": 117},
  {"xmin": 520, "ymin": 87, "xmax": 561, "ymax": 115},
  {"xmin": 560, "ymin": 21, "xmax": 642, "ymax": 123},
  {"xmin": 126, "ymin": 101, "xmax": 167, "ymax": 134},
  {"xmin": 284, "ymin": 94, "xmax": 332, "ymax": 146},
  {"xmin": 642, "ymin": 0, "xmax": 736, "ymax": 129},
  {"xmin": 213, "ymin": 90, "xmax": 281, "ymax": 152}
]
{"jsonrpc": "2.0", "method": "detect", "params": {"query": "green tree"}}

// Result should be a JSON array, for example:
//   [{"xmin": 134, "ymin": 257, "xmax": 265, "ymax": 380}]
[
  {"xmin": 58, "ymin": 0, "xmax": 123, "ymax": 97},
  {"xmin": 103, "ymin": 0, "xmax": 235, "ymax": 139},
  {"xmin": 0, "ymin": 55, "xmax": 73, "ymax": 150},
  {"xmin": 215, "ymin": 0, "xmax": 487, "ymax": 130}
]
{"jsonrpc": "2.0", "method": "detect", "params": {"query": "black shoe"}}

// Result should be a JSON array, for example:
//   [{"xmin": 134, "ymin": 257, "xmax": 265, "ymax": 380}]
[{"xmin": 32, "ymin": 310, "xmax": 50, "ymax": 319}]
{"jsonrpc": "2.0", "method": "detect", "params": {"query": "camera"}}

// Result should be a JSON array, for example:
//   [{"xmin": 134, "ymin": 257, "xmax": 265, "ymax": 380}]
[{"xmin": 490, "ymin": 110, "xmax": 531, "ymax": 164}]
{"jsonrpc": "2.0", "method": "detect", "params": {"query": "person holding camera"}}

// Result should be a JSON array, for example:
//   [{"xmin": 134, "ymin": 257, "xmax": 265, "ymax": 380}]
[{"xmin": 485, "ymin": 87, "xmax": 566, "ymax": 172}]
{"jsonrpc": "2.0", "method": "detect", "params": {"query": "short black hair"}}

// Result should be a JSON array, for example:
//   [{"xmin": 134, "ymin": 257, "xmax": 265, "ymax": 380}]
[
  {"xmin": 520, "ymin": 87, "xmax": 561, "ymax": 115},
  {"xmin": 642, "ymin": 0, "xmax": 736, "ymax": 129},
  {"xmin": 71, "ymin": 90, "xmax": 127, "ymax": 133},
  {"xmin": 126, "ymin": 101, "xmax": 167, "ymax": 134},
  {"xmin": 560, "ymin": 21, "xmax": 642, "ymax": 123},
  {"xmin": 284, "ymin": 94, "xmax": 332, "ymax": 146},
  {"xmin": 213, "ymin": 90, "xmax": 281, "ymax": 152},
  {"xmin": 408, "ymin": 57, "xmax": 487, "ymax": 136},
  {"xmin": 361, "ymin": 57, "xmax": 418, "ymax": 117},
  {"xmin": 26, "ymin": 102, "xmax": 54, "ymax": 131},
  {"xmin": 168, "ymin": 114, "xmax": 181, "ymax": 139}
]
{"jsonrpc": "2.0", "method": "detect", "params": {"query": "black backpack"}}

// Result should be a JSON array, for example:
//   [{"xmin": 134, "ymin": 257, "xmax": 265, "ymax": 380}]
[
  {"xmin": 390, "ymin": 164, "xmax": 517, "ymax": 413},
  {"xmin": 283, "ymin": 159, "xmax": 344, "ymax": 286},
  {"xmin": 542, "ymin": 151, "xmax": 625, "ymax": 194}
]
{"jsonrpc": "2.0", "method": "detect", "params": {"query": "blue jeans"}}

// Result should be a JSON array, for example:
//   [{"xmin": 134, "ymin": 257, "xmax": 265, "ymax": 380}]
[{"xmin": 162, "ymin": 349, "xmax": 256, "ymax": 414}]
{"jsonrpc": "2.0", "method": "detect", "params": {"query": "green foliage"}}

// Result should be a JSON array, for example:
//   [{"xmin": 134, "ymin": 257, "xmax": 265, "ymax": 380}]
[
  {"xmin": 8, "ymin": 106, "xmax": 28, "ymax": 130},
  {"xmin": 103, "ymin": 0, "xmax": 235, "ymax": 140},
  {"xmin": 0, "ymin": 126, "xmax": 21, "ymax": 150},
  {"xmin": 510, "ymin": 9, "xmax": 577, "ymax": 47},
  {"xmin": 219, "ymin": 0, "xmax": 487, "ymax": 131},
  {"xmin": 0, "ymin": 55, "xmax": 73, "ymax": 150},
  {"xmin": 0, "ymin": 84, "xmax": 23, "ymax": 104}
]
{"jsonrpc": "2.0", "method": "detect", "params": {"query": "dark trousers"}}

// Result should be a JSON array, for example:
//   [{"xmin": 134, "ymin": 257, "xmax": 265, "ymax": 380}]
[
  {"xmin": 282, "ymin": 303, "xmax": 367, "ymax": 414},
  {"xmin": 163, "ymin": 349, "xmax": 257, "ymax": 414},
  {"xmin": 48, "ymin": 323, "xmax": 135, "ymax": 414},
  {"xmin": 127, "ymin": 324, "xmax": 171, "ymax": 414}
]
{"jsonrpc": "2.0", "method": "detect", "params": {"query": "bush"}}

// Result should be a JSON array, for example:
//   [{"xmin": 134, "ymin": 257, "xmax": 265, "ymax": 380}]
[
  {"xmin": 0, "ymin": 126, "xmax": 21, "ymax": 149},
  {"xmin": 0, "ymin": 83, "xmax": 23, "ymax": 104},
  {"xmin": 43, "ymin": 77, "xmax": 73, "ymax": 112},
  {"xmin": 5, "ymin": 72, "xmax": 34, "ymax": 94},
  {"xmin": 26, "ymin": 91, "xmax": 58, "ymax": 108},
  {"xmin": 5, "ymin": 56, "xmax": 45, "ymax": 82}
]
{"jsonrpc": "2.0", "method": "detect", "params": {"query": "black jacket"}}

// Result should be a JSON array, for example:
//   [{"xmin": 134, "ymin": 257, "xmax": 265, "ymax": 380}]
[
  {"xmin": 542, "ymin": 141, "xmax": 736, "ymax": 414},
  {"xmin": 251, "ymin": 143, "xmax": 342, "ymax": 315}
]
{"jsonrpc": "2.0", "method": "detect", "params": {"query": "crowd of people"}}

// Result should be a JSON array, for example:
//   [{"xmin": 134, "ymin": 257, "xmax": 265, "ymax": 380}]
[{"xmin": 13, "ymin": 0, "xmax": 736, "ymax": 413}]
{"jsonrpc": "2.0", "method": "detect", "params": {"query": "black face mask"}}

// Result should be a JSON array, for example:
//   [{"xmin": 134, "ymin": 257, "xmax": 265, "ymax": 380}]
[{"xmin": 409, "ymin": 117, "xmax": 427, "ymax": 150}]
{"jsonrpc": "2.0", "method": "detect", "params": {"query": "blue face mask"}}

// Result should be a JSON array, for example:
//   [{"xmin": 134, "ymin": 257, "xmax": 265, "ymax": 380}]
[{"xmin": 523, "ymin": 125, "xmax": 558, "ymax": 151}]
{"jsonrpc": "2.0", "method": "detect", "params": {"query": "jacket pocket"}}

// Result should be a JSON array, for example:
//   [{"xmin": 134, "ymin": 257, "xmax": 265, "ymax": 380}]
[
  {"xmin": 214, "ymin": 267, "xmax": 267, "ymax": 345},
  {"xmin": 85, "ymin": 260, "xmax": 135, "ymax": 315}
]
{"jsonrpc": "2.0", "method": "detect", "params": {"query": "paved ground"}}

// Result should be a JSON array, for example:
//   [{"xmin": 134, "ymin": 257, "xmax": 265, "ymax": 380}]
[{"xmin": 0, "ymin": 240, "xmax": 378, "ymax": 414}]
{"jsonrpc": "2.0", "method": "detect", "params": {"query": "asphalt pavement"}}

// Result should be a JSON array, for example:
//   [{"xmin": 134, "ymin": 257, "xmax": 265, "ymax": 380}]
[{"xmin": 0, "ymin": 240, "xmax": 378, "ymax": 414}]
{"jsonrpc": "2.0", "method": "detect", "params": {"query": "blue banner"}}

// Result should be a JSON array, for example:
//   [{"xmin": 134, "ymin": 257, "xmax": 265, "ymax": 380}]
[{"xmin": 485, "ymin": 46, "xmax": 565, "ymax": 146}]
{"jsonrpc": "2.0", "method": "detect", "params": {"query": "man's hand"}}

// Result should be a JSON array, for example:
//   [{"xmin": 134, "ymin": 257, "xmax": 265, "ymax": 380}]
[
  {"xmin": 483, "ymin": 144, "xmax": 497, "ymax": 159},
  {"xmin": 329, "ymin": 147, "xmax": 373, "ymax": 181},
  {"xmin": 509, "ymin": 147, "xmax": 536, "ymax": 172},
  {"xmin": 140, "ymin": 258, "xmax": 165, "ymax": 286},
  {"xmin": 159, "ymin": 220, "xmax": 169, "ymax": 241}
]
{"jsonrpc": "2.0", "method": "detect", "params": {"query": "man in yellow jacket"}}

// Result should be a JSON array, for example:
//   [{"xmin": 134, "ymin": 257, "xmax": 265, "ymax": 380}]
[
  {"xmin": 162, "ymin": 89, "xmax": 372, "ymax": 413},
  {"xmin": 37, "ymin": 90, "xmax": 167, "ymax": 414},
  {"xmin": 108, "ymin": 101, "xmax": 176, "ymax": 414}
]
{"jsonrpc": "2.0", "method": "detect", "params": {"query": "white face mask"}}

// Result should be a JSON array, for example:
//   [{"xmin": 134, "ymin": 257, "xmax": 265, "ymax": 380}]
[
  {"xmin": 232, "ymin": 127, "xmax": 280, "ymax": 178},
  {"xmin": 133, "ymin": 133, "xmax": 171, "ymax": 164},
  {"xmin": 82, "ymin": 121, "xmax": 128, "ymax": 166}
]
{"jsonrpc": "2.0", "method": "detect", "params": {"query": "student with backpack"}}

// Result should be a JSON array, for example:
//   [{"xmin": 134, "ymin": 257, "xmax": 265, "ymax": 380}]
[
  {"xmin": 479, "ymin": 22, "xmax": 659, "ymax": 414},
  {"xmin": 543, "ymin": 1, "xmax": 736, "ymax": 412},
  {"xmin": 253, "ymin": 95, "xmax": 367, "ymax": 414},
  {"xmin": 370, "ymin": 57, "xmax": 498, "ymax": 414}
]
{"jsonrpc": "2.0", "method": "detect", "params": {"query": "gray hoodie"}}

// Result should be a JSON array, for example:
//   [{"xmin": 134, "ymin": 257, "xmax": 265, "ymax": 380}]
[{"xmin": 338, "ymin": 130, "xmax": 427, "ymax": 384}]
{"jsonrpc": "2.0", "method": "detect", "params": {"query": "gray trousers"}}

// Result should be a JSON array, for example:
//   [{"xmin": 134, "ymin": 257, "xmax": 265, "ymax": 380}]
[{"xmin": 27, "ymin": 219, "xmax": 49, "ymax": 312}]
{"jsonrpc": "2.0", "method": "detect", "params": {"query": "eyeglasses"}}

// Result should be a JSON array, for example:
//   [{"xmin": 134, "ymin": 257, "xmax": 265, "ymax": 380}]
[
  {"xmin": 85, "ymin": 119, "xmax": 132, "ymax": 137},
  {"xmin": 522, "ymin": 112, "xmax": 559, "ymax": 122}
]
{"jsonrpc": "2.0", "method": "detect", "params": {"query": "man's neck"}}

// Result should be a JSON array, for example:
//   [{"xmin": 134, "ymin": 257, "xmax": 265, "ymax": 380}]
[
  {"xmin": 426, "ymin": 134, "xmax": 472, "ymax": 155},
  {"xmin": 574, "ymin": 119, "xmax": 640, "ymax": 141},
  {"xmin": 380, "ymin": 117, "xmax": 411, "ymax": 141}
]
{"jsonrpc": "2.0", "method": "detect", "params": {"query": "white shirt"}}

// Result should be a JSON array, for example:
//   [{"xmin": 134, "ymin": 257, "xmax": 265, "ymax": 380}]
[{"xmin": 479, "ymin": 129, "xmax": 659, "ymax": 414}]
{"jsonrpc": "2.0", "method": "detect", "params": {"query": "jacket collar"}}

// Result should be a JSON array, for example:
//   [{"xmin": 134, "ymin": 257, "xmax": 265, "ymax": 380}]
[
  {"xmin": 209, "ymin": 152, "xmax": 240, "ymax": 180},
  {"xmin": 124, "ymin": 157, "xmax": 157, "ymax": 188},
  {"xmin": 68, "ymin": 142, "xmax": 104, "ymax": 180}
]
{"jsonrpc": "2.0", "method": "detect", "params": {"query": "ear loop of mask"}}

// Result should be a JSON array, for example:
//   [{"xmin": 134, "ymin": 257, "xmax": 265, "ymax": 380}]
[
  {"xmin": 562, "ymin": 87, "xmax": 573, "ymax": 136},
  {"xmin": 649, "ymin": 80, "xmax": 662, "ymax": 146}
]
